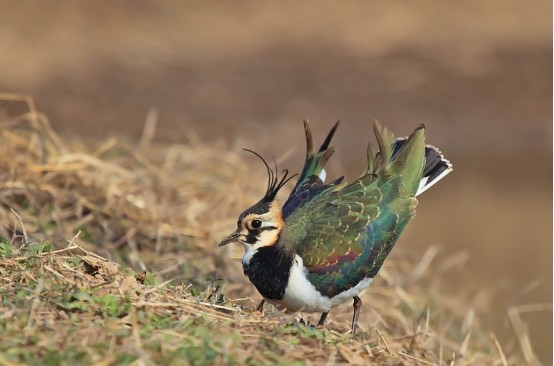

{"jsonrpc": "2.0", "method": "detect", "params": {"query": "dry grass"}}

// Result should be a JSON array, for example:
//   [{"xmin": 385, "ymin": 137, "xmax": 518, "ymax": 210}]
[{"xmin": 0, "ymin": 94, "xmax": 533, "ymax": 365}]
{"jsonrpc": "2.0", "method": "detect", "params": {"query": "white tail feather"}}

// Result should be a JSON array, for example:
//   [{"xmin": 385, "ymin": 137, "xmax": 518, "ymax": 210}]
[{"xmin": 416, "ymin": 165, "xmax": 453, "ymax": 196}]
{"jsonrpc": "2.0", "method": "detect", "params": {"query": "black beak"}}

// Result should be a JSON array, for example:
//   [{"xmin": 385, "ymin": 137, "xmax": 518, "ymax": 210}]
[{"xmin": 218, "ymin": 230, "xmax": 241, "ymax": 247}]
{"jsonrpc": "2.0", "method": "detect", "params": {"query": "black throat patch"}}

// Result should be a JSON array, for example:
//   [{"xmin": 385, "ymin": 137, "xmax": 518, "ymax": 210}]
[{"xmin": 242, "ymin": 245, "xmax": 293, "ymax": 300}]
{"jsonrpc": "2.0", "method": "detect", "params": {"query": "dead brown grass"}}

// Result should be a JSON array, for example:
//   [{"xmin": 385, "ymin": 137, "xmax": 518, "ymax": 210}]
[{"xmin": 0, "ymin": 94, "xmax": 533, "ymax": 365}]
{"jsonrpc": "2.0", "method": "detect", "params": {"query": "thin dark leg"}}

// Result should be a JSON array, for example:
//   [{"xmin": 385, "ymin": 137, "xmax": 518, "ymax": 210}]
[
  {"xmin": 256, "ymin": 299, "xmax": 265, "ymax": 312},
  {"xmin": 351, "ymin": 296, "xmax": 362, "ymax": 336},
  {"xmin": 317, "ymin": 312, "xmax": 329, "ymax": 327}
]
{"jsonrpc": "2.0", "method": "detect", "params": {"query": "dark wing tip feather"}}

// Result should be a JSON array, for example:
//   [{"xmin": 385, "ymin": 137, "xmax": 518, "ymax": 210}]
[{"xmin": 318, "ymin": 120, "xmax": 340, "ymax": 153}]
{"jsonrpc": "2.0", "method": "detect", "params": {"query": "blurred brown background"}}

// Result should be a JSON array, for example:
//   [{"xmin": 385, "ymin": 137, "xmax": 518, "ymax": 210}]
[{"xmin": 0, "ymin": 1, "xmax": 551, "ymax": 363}]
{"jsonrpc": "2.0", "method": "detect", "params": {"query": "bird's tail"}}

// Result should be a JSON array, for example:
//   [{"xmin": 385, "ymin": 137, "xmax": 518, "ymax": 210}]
[{"xmin": 390, "ymin": 131, "xmax": 453, "ymax": 196}]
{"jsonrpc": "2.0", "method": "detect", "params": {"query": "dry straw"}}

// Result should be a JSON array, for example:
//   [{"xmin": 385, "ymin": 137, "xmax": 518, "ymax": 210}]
[{"xmin": 0, "ymin": 93, "xmax": 535, "ymax": 364}]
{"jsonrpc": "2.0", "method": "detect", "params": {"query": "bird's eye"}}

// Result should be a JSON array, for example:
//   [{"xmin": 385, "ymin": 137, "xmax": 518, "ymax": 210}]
[{"xmin": 251, "ymin": 220, "xmax": 262, "ymax": 229}]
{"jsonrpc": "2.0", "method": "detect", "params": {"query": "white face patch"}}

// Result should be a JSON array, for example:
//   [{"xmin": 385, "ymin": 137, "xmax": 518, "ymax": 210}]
[
  {"xmin": 241, "ymin": 244, "xmax": 258, "ymax": 265},
  {"xmin": 255, "ymin": 228, "xmax": 280, "ymax": 246},
  {"xmin": 260, "ymin": 220, "xmax": 275, "ymax": 228},
  {"xmin": 239, "ymin": 200, "xmax": 285, "ymax": 264}
]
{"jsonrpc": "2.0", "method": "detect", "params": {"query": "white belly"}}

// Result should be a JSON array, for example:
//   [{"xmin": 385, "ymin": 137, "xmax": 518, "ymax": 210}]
[{"xmin": 266, "ymin": 255, "xmax": 373, "ymax": 313}]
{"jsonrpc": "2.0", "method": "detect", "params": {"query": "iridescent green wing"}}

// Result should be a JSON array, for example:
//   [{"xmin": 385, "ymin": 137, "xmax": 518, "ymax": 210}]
[
  {"xmin": 280, "ymin": 123, "xmax": 426, "ymax": 297},
  {"xmin": 282, "ymin": 120, "xmax": 340, "ymax": 218}
]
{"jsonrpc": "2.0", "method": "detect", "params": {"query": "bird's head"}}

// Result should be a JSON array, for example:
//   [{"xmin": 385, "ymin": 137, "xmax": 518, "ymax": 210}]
[{"xmin": 218, "ymin": 150, "xmax": 296, "ymax": 251}]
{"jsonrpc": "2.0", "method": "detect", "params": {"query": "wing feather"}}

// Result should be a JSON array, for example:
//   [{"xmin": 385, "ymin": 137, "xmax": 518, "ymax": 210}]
[
  {"xmin": 279, "ymin": 123, "xmax": 426, "ymax": 297},
  {"xmin": 282, "ymin": 121, "xmax": 340, "ymax": 218}
]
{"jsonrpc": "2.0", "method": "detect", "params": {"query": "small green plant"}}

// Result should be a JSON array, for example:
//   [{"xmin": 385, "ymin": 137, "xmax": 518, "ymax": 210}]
[
  {"xmin": 56, "ymin": 290, "xmax": 92, "ymax": 312},
  {"xmin": 95, "ymin": 294, "xmax": 131, "ymax": 318},
  {"xmin": 65, "ymin": 257, "xmax": 82, "ymax": 268},
  {"xmin": 24, "ymin": 242, "xmax": 52, "ymax": 256},
  {"xmin": 0, "ymin": 240, "xmax": 13, "ymax": 257},
  {"xmin": 143, "ymin": 272, "xmax": 156, "ymax": 286}
]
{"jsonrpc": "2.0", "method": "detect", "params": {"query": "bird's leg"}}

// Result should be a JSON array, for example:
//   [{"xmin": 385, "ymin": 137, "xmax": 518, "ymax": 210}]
[
  {"xmin": 351, "ymin": 296, "xmax": 362, "ymax": 336},
  {"xmin": 256, "ymin": 299, "xmax": 265, "ymax": 312},
  {"xmin": 317, "ymin": 312, "xmax": 329, "ymax": 327}
]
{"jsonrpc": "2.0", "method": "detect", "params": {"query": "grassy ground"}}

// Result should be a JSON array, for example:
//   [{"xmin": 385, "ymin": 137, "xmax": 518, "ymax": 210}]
[{"xmin": 0, "ymin": 96, "xmax": 530, "ymax": 365}]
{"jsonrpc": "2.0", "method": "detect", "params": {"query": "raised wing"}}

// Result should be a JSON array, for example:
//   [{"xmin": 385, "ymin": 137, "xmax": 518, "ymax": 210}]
[
  {"xmin": 282, "ymin": 121, "xmax": 342, "ymax": 218},
  {"xmin": 280, "ymin": 123, "xmax": 426, "ymax": 298}
]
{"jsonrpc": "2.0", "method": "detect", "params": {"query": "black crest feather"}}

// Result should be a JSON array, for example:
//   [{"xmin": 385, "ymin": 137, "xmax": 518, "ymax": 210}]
[{"xmin": 243, "ymin": 149, "xmax": 297, "ymax": 201}]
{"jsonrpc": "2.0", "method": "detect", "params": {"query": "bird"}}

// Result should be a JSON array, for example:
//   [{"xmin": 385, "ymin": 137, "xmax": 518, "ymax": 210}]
[{"xmin": 218, "ymin": 121, "xmax": 452, "ymax": 336}]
